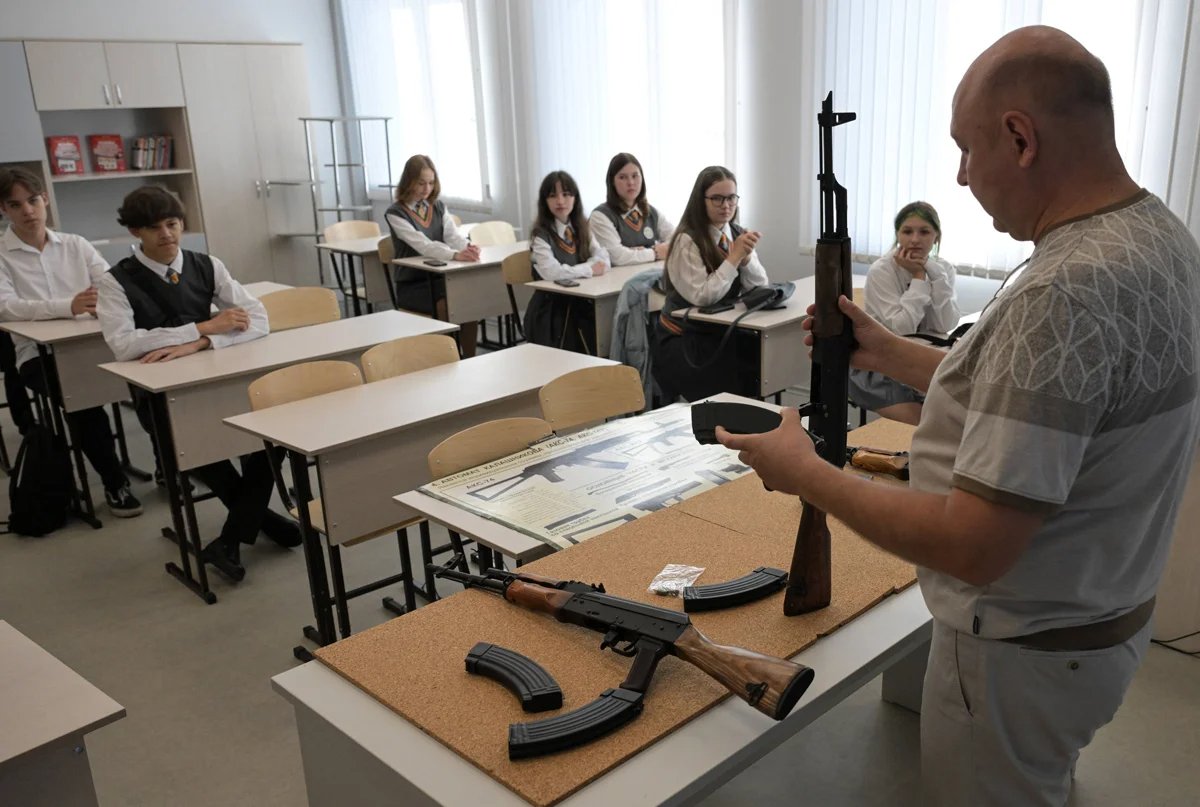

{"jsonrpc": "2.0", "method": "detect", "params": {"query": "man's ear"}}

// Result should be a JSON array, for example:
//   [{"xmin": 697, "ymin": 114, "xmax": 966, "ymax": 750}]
[{"xmin": 1002, "ymin": 110, "xmax": 1038, "ymax": 168}]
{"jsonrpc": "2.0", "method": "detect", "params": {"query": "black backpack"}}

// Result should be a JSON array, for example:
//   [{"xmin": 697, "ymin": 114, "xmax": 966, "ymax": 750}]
[{"xmin": 6, "ymin": 424, "xmax": 73, "ymax": 536}]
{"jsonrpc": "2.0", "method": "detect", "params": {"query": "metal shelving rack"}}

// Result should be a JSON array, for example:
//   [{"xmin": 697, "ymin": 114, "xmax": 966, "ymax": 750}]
[{"xmin": 291, "ymin": 116, "xmax": 394, "ymax": 283}]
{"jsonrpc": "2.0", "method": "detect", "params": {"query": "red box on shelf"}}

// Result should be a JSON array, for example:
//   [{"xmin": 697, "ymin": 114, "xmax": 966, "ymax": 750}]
[
  {"xmin": 46, "ymin": 135, "xmax": 85, "ymax": 175},
  {"xmin": 88, "ymin": 134, "xmax": 127, "ymax": 173}
]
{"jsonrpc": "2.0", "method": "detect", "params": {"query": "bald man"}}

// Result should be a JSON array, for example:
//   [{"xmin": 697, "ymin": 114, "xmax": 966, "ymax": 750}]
[{"xmin": 719, "ymin": 26, "xmax": 1200, "ymax": 806}]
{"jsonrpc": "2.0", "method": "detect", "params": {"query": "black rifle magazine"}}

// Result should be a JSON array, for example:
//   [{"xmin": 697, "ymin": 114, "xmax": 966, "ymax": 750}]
[
  {"xmin": 691, "ymin": 401, "xmax": 783, "ymax": 445},
  {"xmin": 683, "ymin": 566, "xmax": 789, "ymax": 612},
  {"xmin": 508, "ymin": 687, "xmax": 644, "ymax": 760},
  {"xmin": 465, "ymin": 642, "xmax": 563, "ymax": 713}
]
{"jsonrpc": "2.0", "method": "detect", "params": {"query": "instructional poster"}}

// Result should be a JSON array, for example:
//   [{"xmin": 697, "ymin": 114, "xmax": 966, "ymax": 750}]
[{"xmin": 417, "ymin": 404, "xmax": 752, "ymax": 549}]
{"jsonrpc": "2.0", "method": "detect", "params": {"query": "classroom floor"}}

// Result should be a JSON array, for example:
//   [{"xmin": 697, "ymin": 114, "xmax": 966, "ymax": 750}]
[{"xmin": 0, "ymin": 402, "xmax": 1197, "ymax": 807}]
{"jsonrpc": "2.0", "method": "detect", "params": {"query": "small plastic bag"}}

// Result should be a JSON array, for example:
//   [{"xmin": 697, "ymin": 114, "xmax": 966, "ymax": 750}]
[{"xmin": 648, "ymin": 564, "xmax": 705, "ymax": 596}]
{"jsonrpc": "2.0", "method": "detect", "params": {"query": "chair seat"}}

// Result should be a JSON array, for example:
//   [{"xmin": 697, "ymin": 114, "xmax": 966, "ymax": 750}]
[{"xmin": 289, "ymin": 499, "xmax": 422, "ymax": 546}]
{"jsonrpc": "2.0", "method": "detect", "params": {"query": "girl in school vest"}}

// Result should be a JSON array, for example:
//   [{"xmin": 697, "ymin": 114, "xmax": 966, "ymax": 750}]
[
  {"xmin": 524, "ymin": 171, "xmax": 610, "ymax": 354},
  {"xmin": 385, "ymin": 154, "xmax": 482, "ymax": 355},
  {"xmin": 589, "ymin": 152, "xmax": 676, "ymax": 265},
  {"xmin": 652, "ymin": 165, "xmax": 769, "ymax": 402}
]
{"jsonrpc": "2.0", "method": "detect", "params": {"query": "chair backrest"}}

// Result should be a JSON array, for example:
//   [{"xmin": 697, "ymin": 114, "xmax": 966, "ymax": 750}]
[
  {"xmin": 448, "ymin": 213, "xmax": 463, "ymax": 227},
  {"xmin": 247, "ymin": 360, "xmax": 363, "ymax": 411},
  {"xmin": 323, "ymin": 220, "xmax": 381, "ymax": 243},
  {"xmin": 539, "ymin": 365, "xmax": 645, "ymax": 432},
  {"xmin": 427, "ymin": 417, "xmax": 553, "ymax": 479},
  {"xmin": 260, "ymin": 287, "xmax": 341, "ymax": 332},
  {"xmin": 469, "ymin": 220, "xmax": 517, "ymax": 246},
  {"xmin": 501, "ymin": 251, "xmax": 533, "ymax": 286},
  {"xmin": 360, "ymin": 333, "xmax": 459, "ymax": 383},
  {"xmin": 377, "ymin": 234, "xmax": 394, "ymax": 264}
]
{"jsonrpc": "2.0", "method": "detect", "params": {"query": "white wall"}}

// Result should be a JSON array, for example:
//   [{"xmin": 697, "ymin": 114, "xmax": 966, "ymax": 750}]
[{"xmin": 0, "ymin": 0, "xmax": 343, "ymax": 118}]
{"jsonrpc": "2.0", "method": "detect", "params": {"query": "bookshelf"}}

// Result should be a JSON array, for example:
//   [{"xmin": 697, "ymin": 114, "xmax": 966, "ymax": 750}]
[{"xmin": 50, "ymin": 168, "xmax": 194, "ymax": 184}]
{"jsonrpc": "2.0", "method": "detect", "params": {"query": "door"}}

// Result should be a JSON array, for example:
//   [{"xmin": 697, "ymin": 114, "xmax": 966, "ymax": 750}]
[
  {"xmin": 178, "ymin": 44, "xmax": 274, "ymax": 282},
  {"xmin": 103, "ymin": 43, "xmax": 184, "ymax": 108},
  {"xmin": 24, "ymin": 41, "xmax": 112, "ymax": 110},
  {"xmin": 245, "ymin": 44, "xmax": 316, "ymax": 285}
]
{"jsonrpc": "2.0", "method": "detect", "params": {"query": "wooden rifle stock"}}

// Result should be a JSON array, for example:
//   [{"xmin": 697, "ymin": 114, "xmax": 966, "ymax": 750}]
[{"xmin": 785, "ymin": 503, "xmax": 832, "ymax": 615}]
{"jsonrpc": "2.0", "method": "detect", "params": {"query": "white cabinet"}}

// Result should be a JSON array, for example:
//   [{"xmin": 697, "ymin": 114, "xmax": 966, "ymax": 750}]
[
  {"xmin": 24, "ymin": 41, "xmax": 184, "ymax": 111},
  {"xmin": 179, "ymin": 44, "xmax": 310, "ymax": 284},
  {"xmin": 0, "ymin": 43, "xmax": 46, "ymax": 161}
]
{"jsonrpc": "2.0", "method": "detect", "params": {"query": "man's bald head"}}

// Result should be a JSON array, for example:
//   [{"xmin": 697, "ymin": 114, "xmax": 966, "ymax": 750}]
[{"xmin": 959, "ymin": 26, "xmax": 1114, "ymax": 139}]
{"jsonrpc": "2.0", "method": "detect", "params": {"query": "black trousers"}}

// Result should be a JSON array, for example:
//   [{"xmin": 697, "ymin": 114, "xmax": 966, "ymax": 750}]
[
  {"xmin": 132, "ymin": 391, "xmax": 279, "ymax": 547},
  {"xmin": 19, "ymin": 356, "xmax": 127, "ymax": 492},
  {"xmin": 1, "ymin": 333, "xmax": 34, "ymax": 432}
]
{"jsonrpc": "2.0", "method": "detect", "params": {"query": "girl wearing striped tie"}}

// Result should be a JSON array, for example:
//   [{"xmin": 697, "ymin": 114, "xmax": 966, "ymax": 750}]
[
  {"xmin": 385, "ymin": 155, "xmax": 481, "ymax": 355},
  {"xmin": 652, "ymin": 165, "xmax": 769, "ymax": 401},
  {"xmin": 524, "ymin": 171, "xmax": 610, "ymax": 353},
  {"xmin": 589, "ymin": 153, "xmax": 676, "ymax": 265}
]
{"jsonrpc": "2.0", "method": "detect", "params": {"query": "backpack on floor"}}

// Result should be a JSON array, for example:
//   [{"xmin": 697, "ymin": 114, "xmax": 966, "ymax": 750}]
[{"xmin": 6, "ymin": 424, "xmax": 73, "ymax": 537}]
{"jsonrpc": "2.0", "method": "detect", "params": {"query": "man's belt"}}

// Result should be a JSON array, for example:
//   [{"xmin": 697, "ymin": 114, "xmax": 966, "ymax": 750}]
[{"xmin": 1000, "ymin": 597, "xmax": 1155, "ymax": 652}]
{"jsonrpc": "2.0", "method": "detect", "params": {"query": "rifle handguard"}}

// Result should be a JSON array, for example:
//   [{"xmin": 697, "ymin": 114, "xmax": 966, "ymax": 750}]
[
  {"xmin": 465, "ymin": 642, "xmax": 563, "ymax": 713},
  {"xmin": 683, "ymin": 566, "xmax": 788, "ymax": 612},
  {"xmin": 508, "ymin": 688, "xmax": 644, "ymax": 760}
]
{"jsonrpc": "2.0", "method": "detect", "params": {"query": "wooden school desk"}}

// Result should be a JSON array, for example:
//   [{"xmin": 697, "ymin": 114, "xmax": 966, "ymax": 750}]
[
  {"xmin": 276, "ymin": 404, "xmax": 930, "ymax": 807},
  {"xmin": 524, "ymin": 261, "xmax": 663, "ymax": 356},
  {"xmin": 0, "ymin": 621, "xmax": 126, "ymax": 807},
  {"xmin": 391, "ymin": 241, "xmax": 530, "ymax": 326},
  {"xmin": 315, "ymin": 237, "xmax": 392, "ymax": 316},
  {"xmin": 0, "ymin": 280, "xmax": 290, "ymax": 527},
  {"xmin": 224, "ymin": 344, "xmax": 616, "ymax": 658},
  {"xmin": 98, "ymin": 309, "xmax": 458, "ymax": 605},
  {"xmin": 667, "ymin": 274, "xmax": 867, "ymax": 403}
]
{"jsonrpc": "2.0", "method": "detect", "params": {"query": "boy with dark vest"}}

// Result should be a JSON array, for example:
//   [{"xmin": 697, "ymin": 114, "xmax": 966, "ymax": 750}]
[{"xmin": 96, "ymin": 186, "xmax": 300, "ymax": 581}]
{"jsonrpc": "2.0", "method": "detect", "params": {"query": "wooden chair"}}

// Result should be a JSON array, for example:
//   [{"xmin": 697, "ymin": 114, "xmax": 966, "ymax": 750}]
[
  {"xmin": 259, "ymin": 287, "xmax": 340, "ymax": 332},
  {"xmin": 361, "ymin": 333, "xmax": 459, "ymax": 383},
  {"xmin": 501, "ymin": 251, "xmax": 532, "ymax": 340},
  {"xmin": 323, "ymin": 221, "xmax": 382, "ymax": 315},
  {"xmin": 448, "ymin": 213, "xmax": 462, "ymax": 227},
  {"xmin": 539, "ymin": 365, "xmax": 645, "ymax": 433},
  {"xmin": 467, "ymin": 220, "xmax": 516, "ymax": 246},
  {"xmin": 427, "ymin": 417, "xmax": 554, "ymax": 575},
  {"xmin": 359, "ymin": 334, "xmax": 467, "ymax": 597},
  {"xmin": 247, "ymin": 360, "xmax": 422, "ymax": 637}
]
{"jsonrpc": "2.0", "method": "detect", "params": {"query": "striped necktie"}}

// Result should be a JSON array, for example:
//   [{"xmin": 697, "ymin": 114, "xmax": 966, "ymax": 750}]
[
  {"xmin": 563, "ymin": 225, "xmax": 575, "ymax": 246},
  {"xmin": 166, "ymin": 269, "xmax": 181, "ymax": 285},
  {"xmin": 718, "ymin": 232, "xmax": 729, "ymax": 255},
  {"xmin": 626, "ymin": 208, "xmax": 642, "ymax": 229}
]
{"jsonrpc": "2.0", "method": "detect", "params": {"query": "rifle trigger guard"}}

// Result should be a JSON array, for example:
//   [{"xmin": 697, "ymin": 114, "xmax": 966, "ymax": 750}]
[{"xmin": 600, "ymin": 630, "xmax": 639, "ymax": 657}]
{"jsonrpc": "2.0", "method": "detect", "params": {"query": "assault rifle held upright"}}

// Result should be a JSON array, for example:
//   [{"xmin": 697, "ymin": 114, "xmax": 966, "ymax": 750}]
[
  {"xmin": 788, "ymin": 92, "xmax": 857, "ymax": 616},
  {"xmin": 430, "ymin": 559, "xmax": 815, "ymax": 759}
]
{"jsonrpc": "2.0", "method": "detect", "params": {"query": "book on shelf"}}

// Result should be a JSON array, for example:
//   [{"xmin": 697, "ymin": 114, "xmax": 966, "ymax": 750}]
[
  {"xmin": 46, "ymin": 135, "xmax": 85, "ymax": 175},
  {"xmin": 87, "ymin": 134, "xmax": 126, "ymax": 173},
  {"xmin": 132, "ymin": 135, "xmax": 174, "ymax": 171}
]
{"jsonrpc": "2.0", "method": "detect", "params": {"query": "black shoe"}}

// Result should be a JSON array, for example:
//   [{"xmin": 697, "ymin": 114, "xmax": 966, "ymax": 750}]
[
  {"xmin": 260, "ymin": 511, "xmax": 302, "ymax": 548},
  {"xmin": 201, "ymin": 540, "xmax": 245, "ymax": 582},
  {"xmin": 105, "ymin": 485, "xmax": 143, "ymax": 518}
]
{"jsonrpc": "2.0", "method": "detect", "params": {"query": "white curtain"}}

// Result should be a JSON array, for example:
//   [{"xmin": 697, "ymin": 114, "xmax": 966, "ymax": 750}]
[
  {"xmin": 514, "ymin": 0, "xmax": 732, "ymax": 225},
  {"xmin": 339, "ymin": 0, "xmax": 487, "ymax": 202},
  {"xmin": 802, "ymin": 0, "xmax": 1193, "ymax": 277}
]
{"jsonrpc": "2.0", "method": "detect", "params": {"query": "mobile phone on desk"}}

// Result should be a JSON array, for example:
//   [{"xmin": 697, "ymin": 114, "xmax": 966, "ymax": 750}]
[
  {"xmin": 423, "ymin": 259, "xmax": 448, "ymax": 267},
  {"xmin": 553, "ymin": 278, "xmax": 580, "ymax": 287},
  {"xmin": 699, "ymin": 301, "xmax": 735, "ymax": 314}
]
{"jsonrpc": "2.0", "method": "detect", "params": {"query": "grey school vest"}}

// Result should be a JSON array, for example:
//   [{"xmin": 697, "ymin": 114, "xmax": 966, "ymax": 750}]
[
  {"xmin": 531, "ymin": 225, "xmax": 586, "ymax": 279},
  {"xmin": 387, "ymin": 199, "xmax": 446, "ymax": 285},
  {"xmin": 109, "ymin": 251, "xmax": 217, "ymax": 330},
  {"xmin": 594, "ymin": 203, "xmax": 661, "ymax": 249},
  {"xmin": 662, "ymin": 222, "xmax": 745, "ymax": 315}
]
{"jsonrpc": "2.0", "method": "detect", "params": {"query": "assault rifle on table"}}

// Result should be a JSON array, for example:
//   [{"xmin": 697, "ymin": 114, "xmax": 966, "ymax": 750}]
[
  {"xmin": 429, "ymin": 558, "xmax": 815, "ymax": 759},
  {"xmin": 788, "ymin": 92, "xmax": 857, "ymax": 616}
]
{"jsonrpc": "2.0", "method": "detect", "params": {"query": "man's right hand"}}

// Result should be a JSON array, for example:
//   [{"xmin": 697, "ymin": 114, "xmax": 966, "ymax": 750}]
[
  {"xmin": 71, "ymin": 287, "xmax": 98, "ymax": 316},
  {"xmin": 198, "ymin": 307, "xmax": 251, "ymax": 336}
]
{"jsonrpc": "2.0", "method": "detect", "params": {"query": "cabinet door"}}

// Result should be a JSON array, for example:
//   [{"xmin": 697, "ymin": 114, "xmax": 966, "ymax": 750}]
[
  {"xmin": 0, "ymin": 43, "xmax": 46, "ymax": 160},
  {"xmin": 178, "ymin": 44, "xmax": 274, "ymax": 282},
  {"xmin": 104, "ymin": 43, "xmax": 184, "ymax": 108},
  {"xmin": 245, "ymin": 45, "xmax": 317, "ymax": 285},
  {"xmin": 24, "ymin": 41, "xmax": 112, "ymax": 110}
]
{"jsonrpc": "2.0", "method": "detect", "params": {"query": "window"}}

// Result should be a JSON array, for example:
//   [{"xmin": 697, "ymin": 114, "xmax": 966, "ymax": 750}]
[
  {"xmin": 524, "ymin": 0, "xmax": 733, "ymax": 220},
  {"xmin": 811, "ymin": 0, "xmax": 1190, "ymax": 276},
  {"xmin": 340, "ymin": 0, "xmax": 490, "ymax": 204}
]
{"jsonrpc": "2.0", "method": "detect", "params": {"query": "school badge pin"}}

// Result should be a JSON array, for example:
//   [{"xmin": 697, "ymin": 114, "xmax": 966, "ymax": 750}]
[{"xmin": 643, "ymin": 227, "xmax": 654, "ymax": 239}]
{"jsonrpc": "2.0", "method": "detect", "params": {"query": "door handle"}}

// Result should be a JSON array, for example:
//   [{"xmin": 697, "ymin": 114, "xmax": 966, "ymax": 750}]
[
  {"xmin": 102, "ymin": 84, "xmax": 112, "ymax": 105},
  {"xmin": 255, "ymin": 180, "xmax": 262, "ymax": 198},
  {"xmin": 115, "ymin": 83, "xmax": 124, "ymax": 105}
]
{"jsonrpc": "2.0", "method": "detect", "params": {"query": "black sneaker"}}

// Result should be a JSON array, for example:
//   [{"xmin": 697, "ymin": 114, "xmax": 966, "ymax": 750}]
[
  {"xmin": 201, "ymin": 539, "xmax": 245, "ymax": 582},
  {"xmin": 105, "ymin": 485, "xmax": 143, "ymax": 518},
  {"xmin": 260, "ymin": 511, "xmax": 302, "ymax": 548}
]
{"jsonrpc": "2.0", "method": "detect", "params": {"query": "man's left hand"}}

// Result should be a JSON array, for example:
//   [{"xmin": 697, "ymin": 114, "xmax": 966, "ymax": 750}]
[{"xmin": 716, "ymin": 408, "xmax": 819, "ymax": 495}]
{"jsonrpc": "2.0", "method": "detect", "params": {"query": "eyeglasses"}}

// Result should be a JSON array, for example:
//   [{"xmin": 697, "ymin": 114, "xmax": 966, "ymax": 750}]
[{"xmin": 705, "ymin": 194, "xmax": 739, "ymax": 206}]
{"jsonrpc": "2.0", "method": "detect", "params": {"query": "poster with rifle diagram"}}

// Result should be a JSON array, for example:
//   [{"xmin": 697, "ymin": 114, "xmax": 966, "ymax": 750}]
[{"xmin": 418, "ymin": 404, "xmax": 752, "ymax": 549}]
